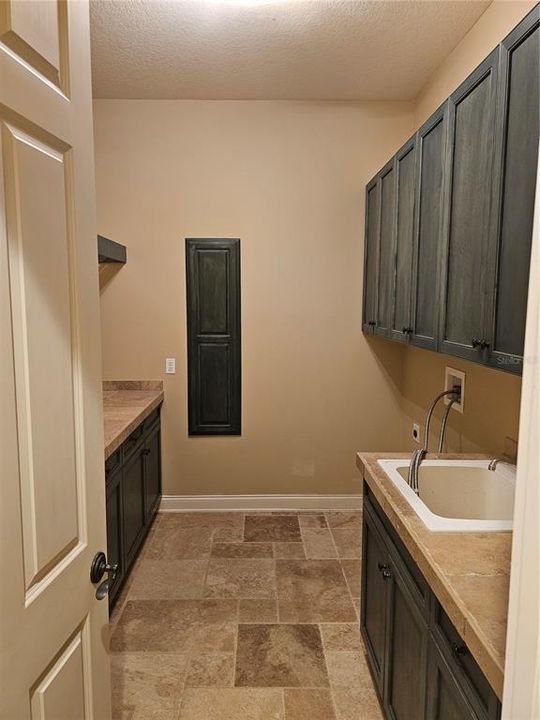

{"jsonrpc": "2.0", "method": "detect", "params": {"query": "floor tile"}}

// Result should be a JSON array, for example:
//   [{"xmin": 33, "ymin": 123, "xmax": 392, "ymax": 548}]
[
  {"xmin": 204, "ymin": 558, "xmax": 276, "ymax": 599},
  {"xmin": 301, "ymin": 529, "xmax": 338, "ymax": 559},
  {"xmin": 276, "ymin": 561, "xmax": 357, "ymax": 623},
  {"xmin": 331, "ymin": 529, "xmax": 361, "ymax": 559},
  {"xmin": 185, "ymin": 652, "xmax": 235, "ymax": 687},
  {"xmin": 111, "ymin": 652, "xmax": 188, "ymax": 720},
  {"xmin": 320, "ymin": 624, "xmax": 362, "ymax": 651},
  {"xmin": 274, "ymin": 543, "xmax": 306, "ymax": 559},
  {"xmin": 284, "ymin": 689, "xmax": 336, "ymax": 720},
  {"xmin": 325, "ymin": 651, "xmax": 373, "ymax": 689},
  {"xmin": 128, "ymin": 560, "xmax": 208, "ymax": 600},
  {"xmin": 239, "ymin": 599, "xmax": 278, "ymax": 623},
  {"xmin": 298, "ymin": 515, "xmax": 328, "ymax": 529},
  {"xmin": 212, "ymin": 543, "xmax": 273, "ymax": 558},
  {"xmin": 340, "ymin": 560, "xmax": 361, "ymax": 598},
  {"xmin": 235, "ymin": 624, "xmax": 329, "ymax": 687},
  {"xmin": 111, "ymin": 600, "xmax": 237, "ymax": 652},
  {"xmin": 244, "ymin": 515, "xmax": 302, "ymax": 542},
  {"xmin": 178, "ymin": 688, "xmax": 284, "ymax": 719},
  {"xmin": 145, "ymin": 525, "xmax": 213, "ymax": 560},
  {"xmin": 325, "ymin": 512, "xmax": 362, "ymax": 530},
  {"xmin": 332, "ymin": 686, "xmax": 383, "ymax": 720}
]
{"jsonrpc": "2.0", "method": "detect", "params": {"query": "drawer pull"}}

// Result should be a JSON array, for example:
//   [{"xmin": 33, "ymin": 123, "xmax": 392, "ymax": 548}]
[{"xmin": 452, "ymin": 643, "xmax": 468, "ymax": 659}]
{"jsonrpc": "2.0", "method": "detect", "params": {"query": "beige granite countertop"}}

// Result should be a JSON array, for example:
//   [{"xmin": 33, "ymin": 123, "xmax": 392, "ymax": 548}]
[
  {"xmin": 103, "ymin": 381, "xmax": 164, "ymax": 459},
  {"xmin": 357, "ymin": 452, "xmax": 511, "ymax": 700}
]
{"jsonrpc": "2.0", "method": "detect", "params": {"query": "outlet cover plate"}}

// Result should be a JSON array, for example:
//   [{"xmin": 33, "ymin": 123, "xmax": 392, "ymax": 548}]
[{"xmin": 444, "ymin": 367, "xmax": 465, "ymax": 413}]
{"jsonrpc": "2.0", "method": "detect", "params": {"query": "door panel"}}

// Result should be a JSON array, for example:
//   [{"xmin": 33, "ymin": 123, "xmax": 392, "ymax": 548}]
[
  {"xmin": 375, "ymin": 160, "xmax": 396, "ymax": 336},
  {"xmin": 0, "ymin": 0, "xmax": 67, "ymax": 90},
  {"xmin": 385, "ymin": 566, "xmax": 428, "ymax": 720},
  {"xmin": 144, "ymin": 423, "xmax": 161, "ymax": 523},
  {"xmin": 440, "ymin": 51, "xmax": 499, "ymax": 362},
  {"xmin": 0, "ymin": 2, "xmax": 111, "ymax": 718},
  {"xmin": 361, "ymin": 507, "xmax": 389, "ymax": 695},
  {"xmin": 363, "ymin": 178, "xmax": 379, "ymax": 331},
  {"xmin": 391, "ymin": 138, "xmax": 416, "ymax": 341},
  {"xmin": 30, "ymin": 630, "xmax": 87, "ymax": 720},
  {"xmin": 2, "ymin": 123, "xmax": 81, "ymax": 594},
  {"xmin": 410, "ymin": 104, "xmax": 448, "ymax": 350},
  {"xmin": 123, "ymin": 449, "xmax": 145, "ymax": 564},
  {"xmin": 487, "ymin": 8, "xmax": 540, "ymax": 372}
]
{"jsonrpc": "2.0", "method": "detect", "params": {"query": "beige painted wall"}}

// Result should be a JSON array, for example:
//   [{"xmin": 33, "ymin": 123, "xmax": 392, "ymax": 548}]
[
  {"xmin": 95, "ymin": 100, "xmax": 414, "ymax": 495},
  {"xmin": 394, "ymin": 0, "xmax": 535, "ymax": 455}
]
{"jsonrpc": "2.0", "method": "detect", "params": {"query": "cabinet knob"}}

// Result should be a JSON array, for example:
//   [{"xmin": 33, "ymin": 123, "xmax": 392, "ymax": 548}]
[
  {"xmin": 452, "ymin": 643, "xmax": 468, "ymax": 659},
  {"xmin": 472, "ymin": 337, "xmax": 481, "ymax": 348},
  {"xmin": 377, "ymin": 562, "xmax": 388, "ymax": 571},
  {"xmin": 382, "ymin": 569, "xmax": 392, "ymax": 581},
  {"xmin": 142, "ymin": 448, "xmax": 151, "ymax": 456}
]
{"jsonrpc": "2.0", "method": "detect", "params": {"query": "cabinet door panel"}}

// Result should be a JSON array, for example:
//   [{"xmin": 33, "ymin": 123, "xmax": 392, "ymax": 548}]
[
  {"xmin": 426, "ymin": 641, "xmax": 479, "ymax": 720},
  {"xmin": 106, "ymin": 471, "xmax": 124, "ymax": 607},
  {"xmin": 375, "ymin": 161, "xmax": 396, "ymax": 336},
  {"xmin": 361, "ymin": 507, "xmax": 389, "ymax": 695},
  {"xmin": 391, "ymin": 139, "xmax": 416, "ymax": 341},
  {"xmin": 440, "ymin": 51, "xmax": 499, "ymax": 361},
  {"xmin": 363, "ymin": 178, "xmax": 380, "ymax": 331},
  {"xmin": 144, "ymin": 423, "xmax": 161, "ymax": 524},
  {"xmin": 410, "ymin": 105, "xmax": 448, "ymax": 350},
  {"xmin": 122, "ymin": 448, "xmax": 145, "ymax": 565},
  {"xmin": 385, "ymin": 565, "xmax": 428, "ymax": 720},
  {"xmin": 487, "ymin": 8, "xmax": 540, "ymax": 372}
]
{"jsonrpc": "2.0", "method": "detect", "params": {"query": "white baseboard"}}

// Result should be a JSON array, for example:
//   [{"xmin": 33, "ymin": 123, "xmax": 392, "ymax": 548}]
[{"xmin": 160, "ymin": 494, "xmax": 362, "ymax": 512}]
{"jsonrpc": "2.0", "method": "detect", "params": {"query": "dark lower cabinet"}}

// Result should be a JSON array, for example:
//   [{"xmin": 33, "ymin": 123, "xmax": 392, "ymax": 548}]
[
  {"xmin": 105, "ymin": 407, "xmax": 162, "ymax": 608},
  {"xmin": 105, "ymin": 469, "xmax": 124, "ymax": 606},
  {"xmin": 361, "ymin": 486, "xmax": 501, "ymax": 720}
]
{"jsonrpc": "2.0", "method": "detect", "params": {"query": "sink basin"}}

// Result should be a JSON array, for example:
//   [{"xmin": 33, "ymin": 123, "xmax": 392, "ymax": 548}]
[{"xmin": 377, "ymin": 459, "xmax": 515, "ymax": 532}]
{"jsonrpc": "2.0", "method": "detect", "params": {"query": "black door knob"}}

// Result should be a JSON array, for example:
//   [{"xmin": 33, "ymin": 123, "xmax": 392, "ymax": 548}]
[{"xmin": 90, "ymin": 551, "xmax": 118, "ymax": 584}]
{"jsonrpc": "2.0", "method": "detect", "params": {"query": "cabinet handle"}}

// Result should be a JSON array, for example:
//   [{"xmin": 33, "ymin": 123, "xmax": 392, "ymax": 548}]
[
  {"xmin": 452, "ymin": 643, "xmax": 468, "ymax": 659},
  {"xmin": 472, "ymin": 337, "xmax": 481, "ymax": 348},
  {"xmin": 382, "ymin": 569, "xmax": 392, "ymax": 581}
]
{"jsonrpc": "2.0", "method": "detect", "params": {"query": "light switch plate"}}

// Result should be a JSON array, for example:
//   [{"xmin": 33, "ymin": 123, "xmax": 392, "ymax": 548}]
[
  {"xmin": 165, "ymin": 357, "xmax": 176, "ymax": 374},
  {"xmin": 444, "ymin": 367, "xmax": 465, "ymax": 413}
]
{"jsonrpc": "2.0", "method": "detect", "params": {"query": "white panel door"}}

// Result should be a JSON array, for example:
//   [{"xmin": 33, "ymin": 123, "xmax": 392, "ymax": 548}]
[{"xmin": 0, "ymin": 1, "xmax": 111, "ymax": 718}]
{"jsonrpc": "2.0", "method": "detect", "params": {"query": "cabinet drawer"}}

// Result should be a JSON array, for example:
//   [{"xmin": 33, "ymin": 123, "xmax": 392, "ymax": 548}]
[{"xmin": 432, "ymin": 603, "xmax": 499, "ymax": 719}]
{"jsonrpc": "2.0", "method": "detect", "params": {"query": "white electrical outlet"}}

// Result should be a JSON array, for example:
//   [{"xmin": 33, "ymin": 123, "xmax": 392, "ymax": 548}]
[
  {"xmin": 165, "ymin": 357, "xmax": 176, "ymax": 374},
  {"xmin": 412, "ymin": 423, "xmax": 421, "ymax": 443},
  {"xmin": 444, "ymin": 367, "xmax": 465, "ymax": 413}
]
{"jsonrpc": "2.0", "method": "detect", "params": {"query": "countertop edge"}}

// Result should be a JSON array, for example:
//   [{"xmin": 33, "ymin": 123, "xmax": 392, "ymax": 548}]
[
  {"xmin": 357, "ymin": 451, "xmax": 506, "ymax": 700},
  {"xmin": 104, "ymin": 391, "xmax": 164, "ymax": 459}
]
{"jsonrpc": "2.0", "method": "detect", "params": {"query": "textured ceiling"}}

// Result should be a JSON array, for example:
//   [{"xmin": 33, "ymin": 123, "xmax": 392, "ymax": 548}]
[{"xmin": 90, "ymin": 0, "xmax": 492, "ymax": 100}]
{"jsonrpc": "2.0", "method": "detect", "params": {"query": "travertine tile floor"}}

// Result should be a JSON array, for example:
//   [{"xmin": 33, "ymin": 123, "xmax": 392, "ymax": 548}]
[{"xmin": 109, "ymin": 511, "xmax": 384, "ymax": 720}]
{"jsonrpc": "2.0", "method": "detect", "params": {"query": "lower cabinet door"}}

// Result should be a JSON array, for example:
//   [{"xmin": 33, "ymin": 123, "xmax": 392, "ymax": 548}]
[
  {"xmin": 426, "ymin": 639, "xmax": 480, "ymax": 720},
  {"xmin": 122, "ymin": 447, "xmax": 146, "ymax": 565},
  {"xmin": 385, "ymin": 563, "xmax": 428, "ymax": 720},
  {"xmin": 106, "ymin": 470, "xmax": 124, "ymax": 606},
  {"xmin": 361, "ymin": 508, "xmax": 390, "ymax": 696},
  {"xmin": 143, "ymin": 422, "xmax": 161, "ymax": 524}
]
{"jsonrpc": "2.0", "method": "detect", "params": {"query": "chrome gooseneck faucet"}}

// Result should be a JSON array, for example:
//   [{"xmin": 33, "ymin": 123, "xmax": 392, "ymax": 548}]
[{"xmin": 408, "ymin": 386, "xmax": 461, "ymax": 495}]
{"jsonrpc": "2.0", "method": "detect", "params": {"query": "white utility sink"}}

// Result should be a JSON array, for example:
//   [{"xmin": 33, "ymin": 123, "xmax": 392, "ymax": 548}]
[{"xmin": 377, "ymin": 459, "xmax": 515, "ymax": 532}]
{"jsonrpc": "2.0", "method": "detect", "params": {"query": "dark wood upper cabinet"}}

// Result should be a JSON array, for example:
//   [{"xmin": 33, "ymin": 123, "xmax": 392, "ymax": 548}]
[
  {"xmin": 439, "ymin": 49, "xmax": 500, "ymax": 363},
  {"xmin": 363, "ymin": 177, "xmax": 380, "ymax": 332},
  {"xmin": 374, "ymin": 160, "xmax": 397, "ymax": 337},
  {"xmin": 485, "ymin": 6, "xmax": 540, "ymax": 373},
  {"xmin": 410, "ymin": 103, "xmax": 449, "ymax": 351},
  {"xmin": 390, "ymin": 137, "xmax": 417, "ymax": 342},
  {"xmin": 186, "ymin": 239, "xmax": 241, "ymax": 435},
  {"xmin": 362, "ymin": 7, "xmax": 539, "ymax": 375}
]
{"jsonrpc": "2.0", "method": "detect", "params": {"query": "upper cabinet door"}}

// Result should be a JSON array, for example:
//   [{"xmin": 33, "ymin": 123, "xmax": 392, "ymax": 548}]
[
  {"xmin": 439, "ymin": 50, "xmax": 500, "ymax": 362},
  {"xmin": 485, "ymin": 7, "xmax": 540, "ymax": 374},
  {"xmin": 375, "ymin": 159, "xmax": 397, "ymax": 337},
  {"xmin": 363, "ymin": 176, "xmax": 380, "ymax": 332},
  {"xmin": 410, "ymin": 103, "xmax": 449, "ymax": 351},
  {"xmin": 390, "ymin": 137, "xmax": 417, "ymax": 343}
]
